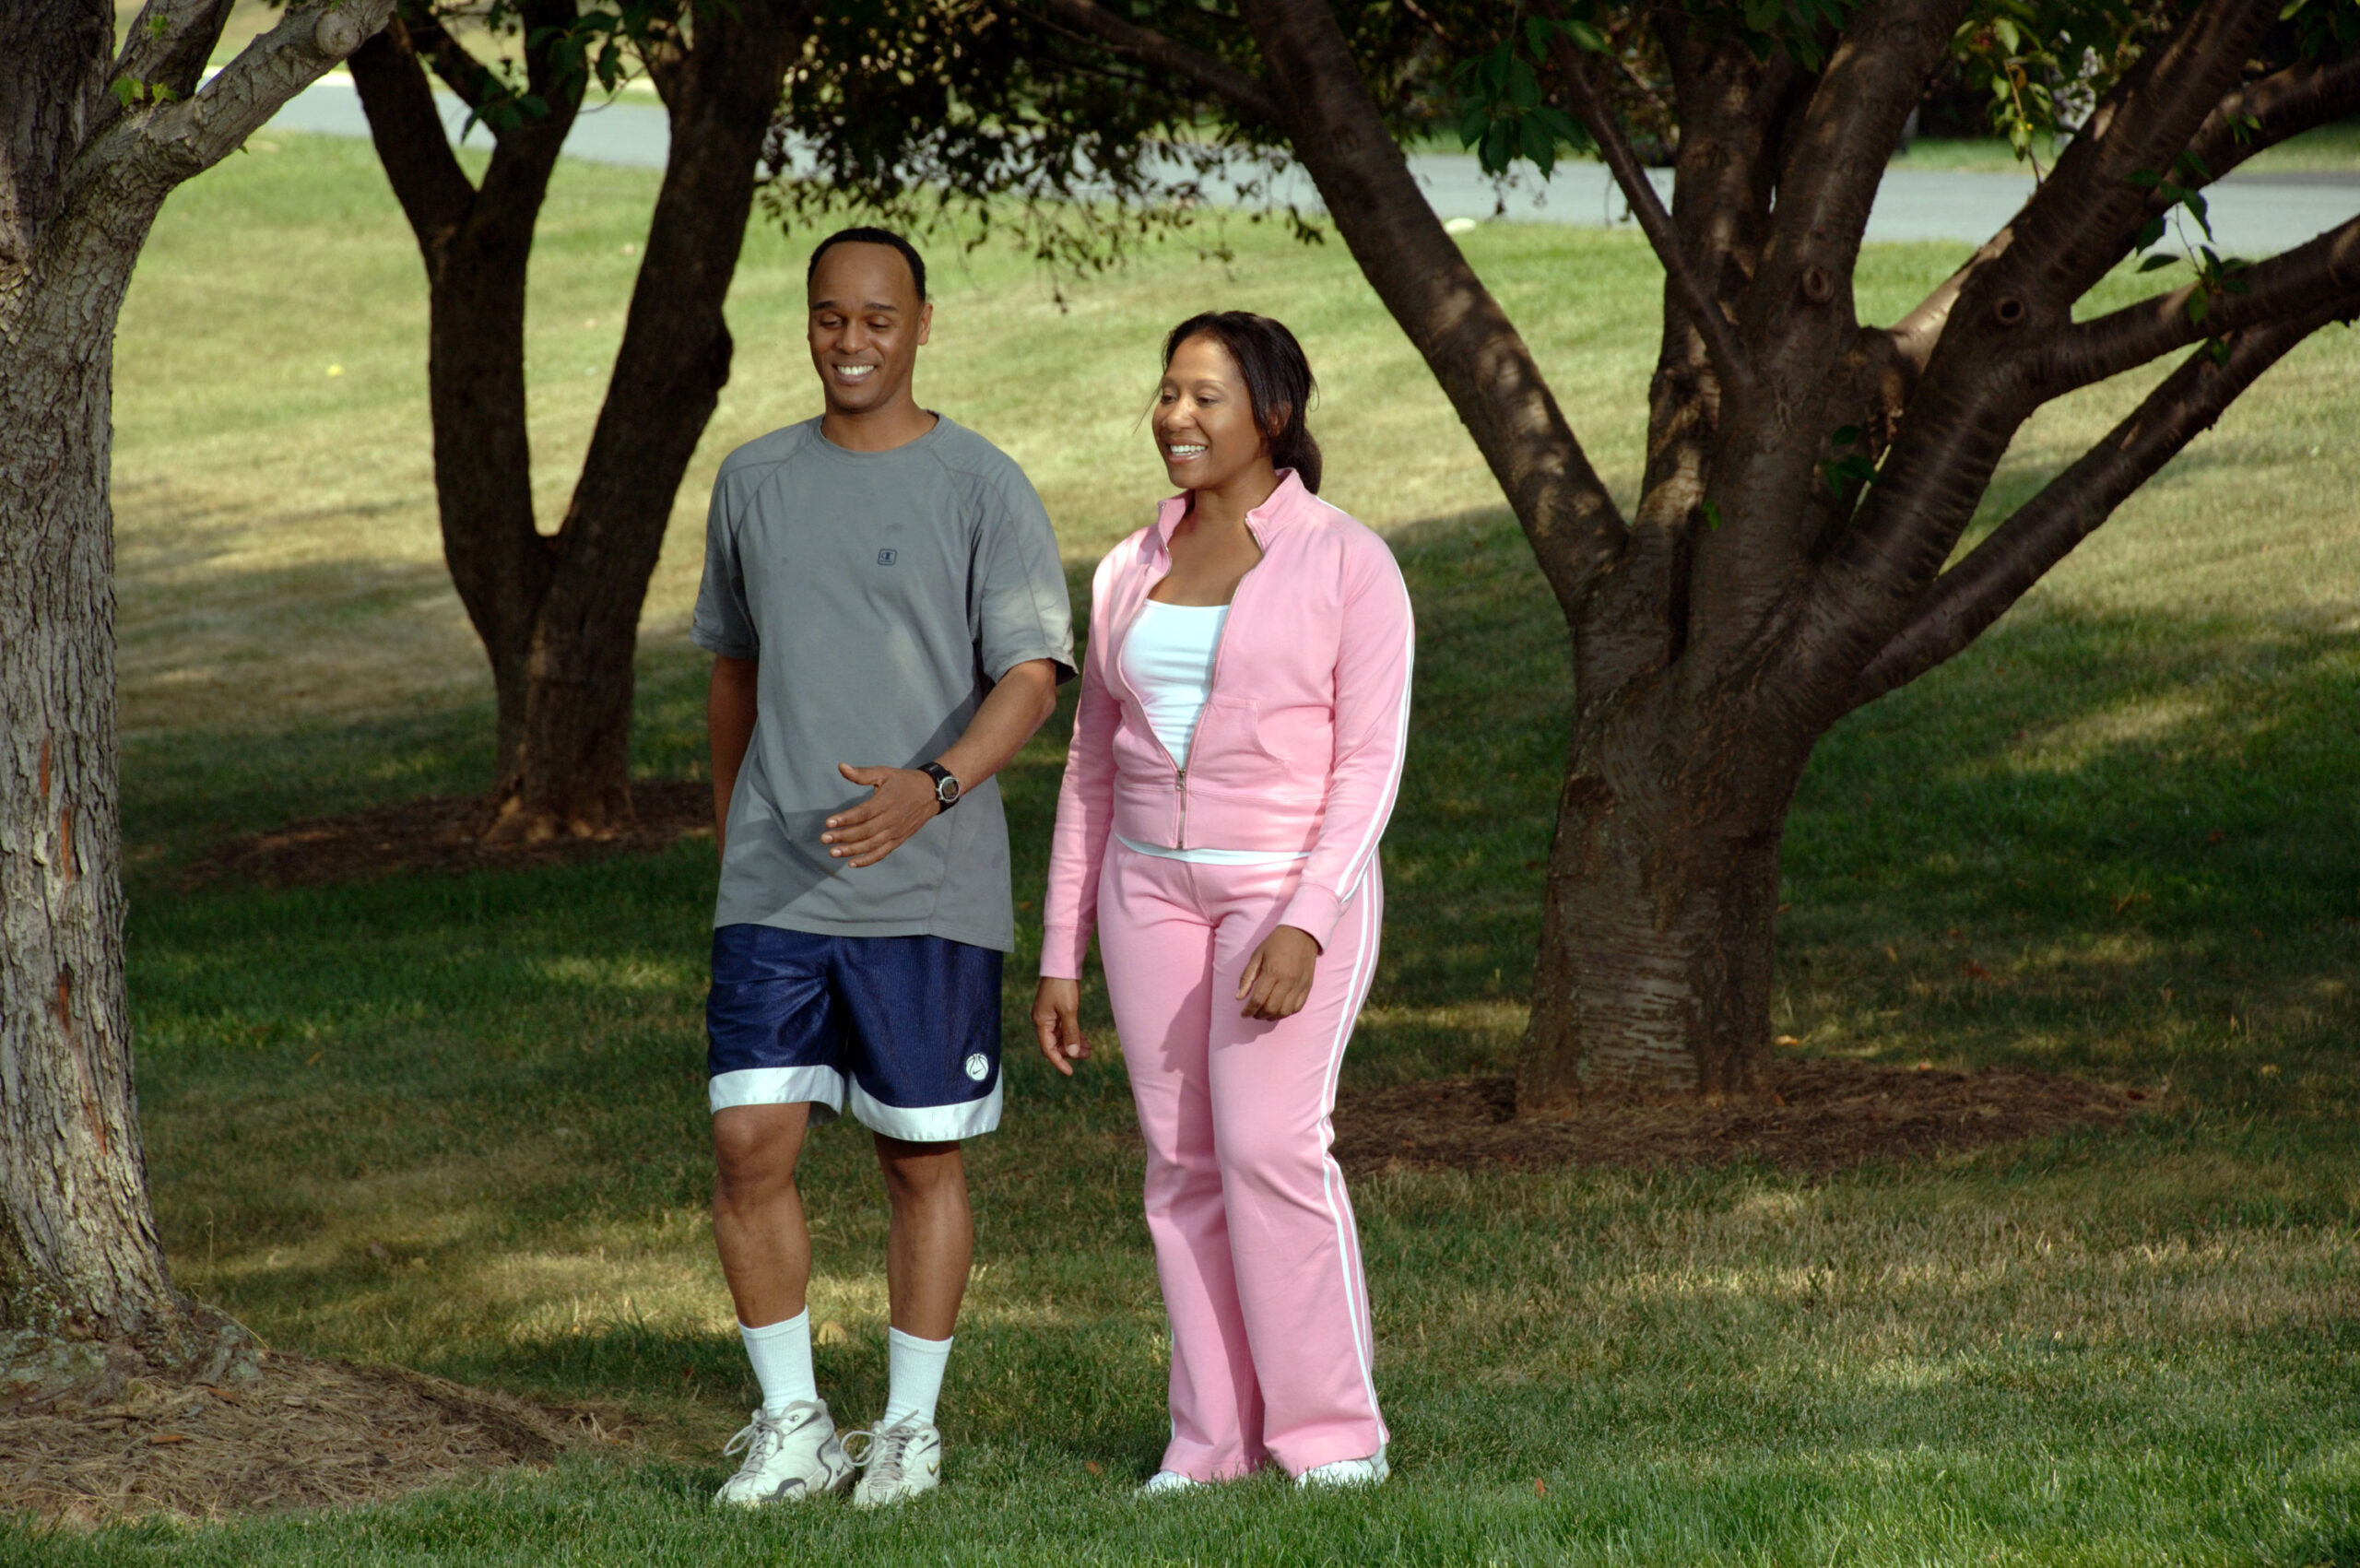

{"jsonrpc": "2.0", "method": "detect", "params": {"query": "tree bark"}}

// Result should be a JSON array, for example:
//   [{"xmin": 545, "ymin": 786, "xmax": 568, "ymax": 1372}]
[
  {"xmin": 1519, "ymin": 727, "xmax": 1796, "ymax": 1109},
  {"xmin": 0, "ymin": 0, "xmax": 390, "ymax": 1392},
  {"xmin": 0, "ymin": 152, "xmax": 178, "ymax": 1361},
  {"xmin": 352, "ymin": 0, "xmax": 807, "ymax": 843}
]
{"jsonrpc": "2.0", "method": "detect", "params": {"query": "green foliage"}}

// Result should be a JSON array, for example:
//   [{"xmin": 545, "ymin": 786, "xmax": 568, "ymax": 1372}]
[
  {"xmin": 108, "ymin": 74, "xmax": 182, "ymax": 108},
  {"xmin": 396, "ymin": 0, "xmax": 680, "ymax": 139},
  {"xmin": 1816, "ymin": 424, "xmax": 1882, "ymax": 513},
  {"xmin": 2125, "ymin": 155, "xmax": 2255, "ymax": 361},
  {"xmin": 2284, "ymin": 0, "xmax": 2360, "ymax": 58},
  {"xmin": 1454, "ymin": 20, "xmax": 1597, "ymax": 179},
  {"xmin": 763, "ymin": 0, "xmax": 1277, "ymax": 288}
]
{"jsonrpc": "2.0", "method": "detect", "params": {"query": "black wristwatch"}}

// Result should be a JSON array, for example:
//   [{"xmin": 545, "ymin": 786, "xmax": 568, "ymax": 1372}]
[{"xmin": 919, "ymin": 761, "xmax": 962, "ymax": 811}]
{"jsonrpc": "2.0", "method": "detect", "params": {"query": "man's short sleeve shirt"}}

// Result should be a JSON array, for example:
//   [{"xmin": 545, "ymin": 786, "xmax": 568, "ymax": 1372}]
[{"xmin": 690, "ymin": 416, "xmax": 1075, "ymax": 950}]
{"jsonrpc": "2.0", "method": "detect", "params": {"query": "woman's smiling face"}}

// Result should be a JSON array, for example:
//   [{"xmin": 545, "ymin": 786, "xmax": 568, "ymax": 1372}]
[{"xmin": 1152, "ymin": 334, "xmax": 1271, "ymax": 493}]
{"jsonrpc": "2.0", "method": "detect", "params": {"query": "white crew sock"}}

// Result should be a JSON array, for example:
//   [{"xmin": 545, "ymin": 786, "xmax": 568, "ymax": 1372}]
[
  {"xmin": 740, "ymin": 1310, "xmax": 817, "ymax": 1415},
  {"xmin": 880, "ymin": 1326, "xmax": 953, "ymax": 1430}
]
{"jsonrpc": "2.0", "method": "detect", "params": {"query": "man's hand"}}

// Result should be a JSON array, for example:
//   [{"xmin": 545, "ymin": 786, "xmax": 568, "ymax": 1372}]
[
  {"xmin": 822, "ymin": 763, "xmax": 940, "ymax": 867},
  {"xmin": 1032, "ymin": 978, "xmax": 1090, "ymax": 1076},
  {"xmin": 1237, "ymin": 925, "xmax": 1321, "ymax": 1020}
]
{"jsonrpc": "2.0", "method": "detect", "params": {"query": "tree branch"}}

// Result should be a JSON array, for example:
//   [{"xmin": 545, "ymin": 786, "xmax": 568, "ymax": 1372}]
[
  {"xmin": 1026, "ymin": 0, "xmax": 1284, "ymax": 127},
  {"xmin": 1235, "ymin": 0, "xmax": 1630, "ymax": 617},
  {"xmin": 1805, "ymin": 0, "xmax": 2280, "ymax": 685},
  {"xmin": 1538, "ymin": 17, "xmax": 1752, "ymax": 398},
  {"xmin": 1848, "ymin": 298, "xmax": 2354, "ymax": 708},
  {"xmin": 1752, "ymin": 0, "xmax": 1974, "ymax": 349},
  {"xmin": 1878, "ymin": 34, "xmax": 2330, "ymax": 380},
  {"xmin": 394, "ymin": 2, "xmax": 496, "ymax": 112},
  {"xmin": 100, "ymin": 0, "xmax": 393, "ymax": 179},
  {"xmin": 111, "ymin": 0, "xmax": 237, "ymax": 100},
  {"xmin": 1973, "ymin": 0, "xmax": 2277, "ymax": 316},
  {"xmin": 349, "ymin": 13, "xmax": 477, "ymax": 243},
  {"xmin": 2052, "ymin": 212, "xmax": 2360, "ymax": 393},
  {"xmin": 2168, "ymin": 51, "xmax": 2360, "ymax": 199}
]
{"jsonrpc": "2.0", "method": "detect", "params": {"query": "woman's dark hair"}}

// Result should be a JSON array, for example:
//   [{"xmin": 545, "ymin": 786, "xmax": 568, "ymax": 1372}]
[{"xmin": 1162, "ymin": 312, "xmax": 1321, "ymax": 493}]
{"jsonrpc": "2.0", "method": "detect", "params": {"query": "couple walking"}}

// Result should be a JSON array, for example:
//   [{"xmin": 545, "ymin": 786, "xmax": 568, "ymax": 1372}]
[{"xmin": 697, "ymin": 227, "xmax": 1411, "ymax": 1508}]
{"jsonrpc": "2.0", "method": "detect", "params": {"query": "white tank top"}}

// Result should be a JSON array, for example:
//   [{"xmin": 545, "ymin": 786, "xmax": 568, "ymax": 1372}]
[{"xmin": 1115, "ymin": 600, "xmax": 1308, "ymax": 867}]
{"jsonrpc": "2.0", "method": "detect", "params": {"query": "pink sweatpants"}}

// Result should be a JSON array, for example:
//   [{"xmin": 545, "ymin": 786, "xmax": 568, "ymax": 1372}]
[{"xmin": 1097, "ymin": 843, "xmax": 1389, "ymax": 1480}]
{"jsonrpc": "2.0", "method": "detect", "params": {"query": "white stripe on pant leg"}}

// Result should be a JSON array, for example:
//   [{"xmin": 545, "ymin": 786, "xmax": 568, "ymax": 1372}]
[
  {"xmin": 1317, "ymin": 891, "xmax": 1381, "ymax": 1420},
  {"xmin": 1315, "ymin": 889, "xmax": 1384, "ymax": 1429}
]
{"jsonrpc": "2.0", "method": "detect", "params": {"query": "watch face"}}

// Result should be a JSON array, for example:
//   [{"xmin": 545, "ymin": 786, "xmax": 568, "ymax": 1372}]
[{"xmin": 936, "ymin": 772, "xmax": 961, "ymax": 803}]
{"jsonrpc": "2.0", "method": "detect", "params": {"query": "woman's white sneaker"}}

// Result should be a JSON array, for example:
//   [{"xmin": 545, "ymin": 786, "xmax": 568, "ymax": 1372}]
[
  {"xmin": 713, "ymin": 1400, "xmax": 855, "ymax": 1506},
  {"xmin": 845, "ymin": 1420, "xmax": 943, "ymax": 1508},
  {"xmin": 1296, "ymin": 1445, "xmax": 1389, "ymax": 1489},
  {"xmin": 1138, "ymin": 1469, "xmax": 1207, "ymax": 1496}
]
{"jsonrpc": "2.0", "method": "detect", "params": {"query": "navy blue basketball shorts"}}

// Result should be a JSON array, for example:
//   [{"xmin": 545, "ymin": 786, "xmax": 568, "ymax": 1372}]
[{"xmin": 706, "ymin": 925, "xmax": 1004, "ymax": 1142}]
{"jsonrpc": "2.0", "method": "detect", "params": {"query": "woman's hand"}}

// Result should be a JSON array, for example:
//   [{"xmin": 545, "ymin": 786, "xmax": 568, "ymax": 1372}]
[
  {"xmin": 1033, "ymin": 978, "xmax": 1090, "ymax": 1076},
  {"xmin": 1237, "ymin": 925, "xmax": 1321, "ymax": 1020}
]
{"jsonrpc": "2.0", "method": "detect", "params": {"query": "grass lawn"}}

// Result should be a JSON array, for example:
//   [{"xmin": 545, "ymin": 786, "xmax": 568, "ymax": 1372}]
[{"xmin": 8, "ymin": 133, "xmax": 2356, "ymax": 1564}]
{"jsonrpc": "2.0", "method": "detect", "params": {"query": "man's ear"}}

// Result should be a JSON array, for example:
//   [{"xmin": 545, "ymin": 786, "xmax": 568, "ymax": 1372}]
[{"xmin": 915, "ymin": 301, "xmax": 935, "ymax": 348}]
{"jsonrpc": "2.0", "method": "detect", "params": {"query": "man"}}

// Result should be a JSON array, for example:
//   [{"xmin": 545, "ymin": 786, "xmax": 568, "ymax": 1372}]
[{"xmin": 693, "ymin": 227, "xmax": 1072, "ymax": 1509}]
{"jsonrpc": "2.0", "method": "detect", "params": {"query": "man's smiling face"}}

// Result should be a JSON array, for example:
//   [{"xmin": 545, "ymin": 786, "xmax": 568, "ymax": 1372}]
[{"xmin": 807, "ymin": 242, "xmax": 932, "ymax": 418}]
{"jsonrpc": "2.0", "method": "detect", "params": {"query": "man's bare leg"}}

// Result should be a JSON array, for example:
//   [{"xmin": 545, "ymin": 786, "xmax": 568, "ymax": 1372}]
[
  {"xmin": 714, "ymin": 1102, "xmax": 814, "ymax": 1325},
  {"xmin": 874, "ymin": 1134, "xmax": 974, "ymax": 1338},
  {"xmin": 710, "ymin": 1102, "xmax": 861, "ymax": 1505},
  {"xmin": 864, "ymin": 1131, "xmax": 972, "ymax": 1466}
]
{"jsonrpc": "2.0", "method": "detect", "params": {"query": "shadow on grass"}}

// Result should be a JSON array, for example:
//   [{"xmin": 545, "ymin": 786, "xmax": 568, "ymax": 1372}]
[
  {"xmin": 129, "ymin": 505, "xmax": 2359, "ymax": 1107},
  {"xmin": 115, "ymin": 505, "xmax": 2357, "ymax": 1448}
]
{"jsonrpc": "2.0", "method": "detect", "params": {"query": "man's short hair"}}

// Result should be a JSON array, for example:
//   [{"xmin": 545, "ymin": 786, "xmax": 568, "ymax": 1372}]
[{"xmin": 807, "ymin": 226, "xmax": 927, "ymax": 303}]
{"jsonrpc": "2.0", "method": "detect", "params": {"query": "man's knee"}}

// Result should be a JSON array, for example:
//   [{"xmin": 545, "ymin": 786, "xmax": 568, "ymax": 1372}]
[
  {"xmin": 714, "ymin": 1104, "xmax": 807, "ymax": 1202},
  {"xmin": 876, "ymin": 1137, "xmax": 966, "ymax": 1207}
]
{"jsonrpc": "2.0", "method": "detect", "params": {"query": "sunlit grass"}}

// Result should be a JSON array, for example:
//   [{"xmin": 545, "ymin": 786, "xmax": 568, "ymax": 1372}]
[{"xmin": 33, "ymin": 133, "xmax": 2360, "ymax": 1563}]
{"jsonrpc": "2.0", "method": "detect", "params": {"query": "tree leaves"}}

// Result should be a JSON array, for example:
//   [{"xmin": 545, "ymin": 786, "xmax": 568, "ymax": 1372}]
[{"xmin": 1454, "ymin": 28, "xmax": 1595, "ymax": 179}]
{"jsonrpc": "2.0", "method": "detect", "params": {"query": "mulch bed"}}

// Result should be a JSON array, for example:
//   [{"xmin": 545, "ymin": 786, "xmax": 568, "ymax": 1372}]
[
  {"xmin": 179, "ymin": 781, "xmax": 715, "ymax": 890},
  {"xmin": 1332, "ymin": 1057, "xmax": 2147, "ymax": 1178},
  {"xmin": 0, "ymin": 1350, "xmax": 622, "ymax": 1526}
]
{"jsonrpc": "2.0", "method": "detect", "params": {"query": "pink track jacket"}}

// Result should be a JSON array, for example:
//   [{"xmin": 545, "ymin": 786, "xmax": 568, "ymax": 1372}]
[{"xmin": 1040, "ymin": 470, "xmax": 1415, "ymax": 978}]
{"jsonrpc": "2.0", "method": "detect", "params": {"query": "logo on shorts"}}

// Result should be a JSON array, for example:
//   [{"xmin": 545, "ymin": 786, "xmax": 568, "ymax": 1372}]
[
  {"xmin": 877, "ymin": 548, "xmax": 898, "ymax": 566},
  {"xmin": 963, "ymin": 1052, "xmax": 990, "ymax": 1082}
]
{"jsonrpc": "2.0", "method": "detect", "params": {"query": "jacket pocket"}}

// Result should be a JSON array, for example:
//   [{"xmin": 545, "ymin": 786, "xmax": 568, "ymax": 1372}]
[{"xmin": 1186, "ymin": 696, "xmax": 1299, "ymax": 796}]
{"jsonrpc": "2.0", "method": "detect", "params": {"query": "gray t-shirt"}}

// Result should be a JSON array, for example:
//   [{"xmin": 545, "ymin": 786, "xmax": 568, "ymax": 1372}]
[{"xmin": 690, "ymin": 416, "xmax": 1075, "ymax": 950}]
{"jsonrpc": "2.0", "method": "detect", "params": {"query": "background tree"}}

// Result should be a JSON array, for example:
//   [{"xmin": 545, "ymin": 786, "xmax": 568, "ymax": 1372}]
[
  {"xmin": 1, "ymin": 0, "xmax": 393, "ymax": 1392},
  {"xmin": 348, "ymin": 0, "xmax": 812, "ymax": 843},
  {"xmin": 786, "ymin": 0, "xmax": 2360, "ymax": 1111}
]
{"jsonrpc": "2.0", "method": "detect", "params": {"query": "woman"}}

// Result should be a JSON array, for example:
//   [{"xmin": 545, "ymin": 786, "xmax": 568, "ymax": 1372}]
[{"xmin": 1032, "ymin": 312, "xmax": 1412, "ymax": 1491}]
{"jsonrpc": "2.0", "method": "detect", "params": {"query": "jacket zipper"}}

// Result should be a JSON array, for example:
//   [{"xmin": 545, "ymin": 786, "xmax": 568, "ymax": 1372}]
[{"xmin": 1126, "ymin": 517, "xmax": 1266, "ymax": 852}]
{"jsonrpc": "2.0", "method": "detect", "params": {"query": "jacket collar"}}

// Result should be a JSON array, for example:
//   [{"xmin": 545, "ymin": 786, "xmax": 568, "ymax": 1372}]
[{"xmin": 1148, "ymin": 468, "xmax": 1311, "ymax": 558}]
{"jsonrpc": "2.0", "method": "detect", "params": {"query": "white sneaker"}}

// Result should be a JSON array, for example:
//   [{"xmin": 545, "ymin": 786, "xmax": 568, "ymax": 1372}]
[
  {"xmin": 1138, "ymin": 1469, "xmax": 1206, "ymax": 1496},
  {"xmin": 845, "ymin": 1419, "xmax": 943, "ymax": 1508},
  {"xmin": 714, "ymin": 1400, "xmax": 855, "ymax": 1506},
  {"xmin": 1296, "ymin": 1445, "xmax": 1389, "ymax": 1489}
]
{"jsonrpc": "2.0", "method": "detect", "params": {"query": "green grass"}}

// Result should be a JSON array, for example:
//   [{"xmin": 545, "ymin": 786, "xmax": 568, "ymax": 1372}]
[{"xmin": 16, "ymin": 133, "xmax": 2359, "ymax": 1563}]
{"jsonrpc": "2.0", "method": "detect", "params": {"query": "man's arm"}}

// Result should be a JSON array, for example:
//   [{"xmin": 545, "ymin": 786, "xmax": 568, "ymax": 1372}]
[
  {"xmin": 822, "ymin": 658, "xmax": 1062, "ymax": 869},
  {"xmin": 709, "ymin": 655, "xmax": 761, "ymax": 856}
]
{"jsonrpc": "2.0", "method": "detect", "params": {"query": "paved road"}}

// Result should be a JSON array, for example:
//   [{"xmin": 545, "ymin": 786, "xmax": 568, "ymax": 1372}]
[{"xmin": 269, "ymin": 74, "xmax": 2359, "ymax": 256}]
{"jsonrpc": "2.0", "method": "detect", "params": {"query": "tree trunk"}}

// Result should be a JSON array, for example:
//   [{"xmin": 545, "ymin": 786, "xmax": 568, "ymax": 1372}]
[
  {"xmin": 352, "ymin": 1, "xmax": 804, "ymax": 844},
  {"xmin": 0, "ymin": 191, "xmax": 187, "ymax": 1373},
  {"xmin": 1516, "ymin": 719, "xmax": 1799, "ymax": 1113},
  {"xmin": 3, "ymin": 0, "xmax": 390, "ymax": 1396}
]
